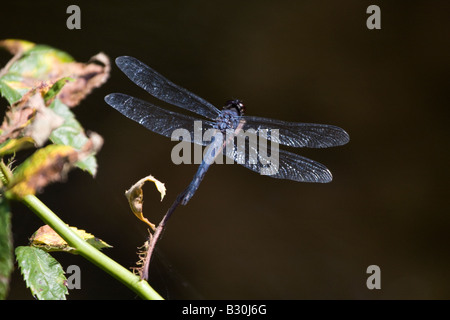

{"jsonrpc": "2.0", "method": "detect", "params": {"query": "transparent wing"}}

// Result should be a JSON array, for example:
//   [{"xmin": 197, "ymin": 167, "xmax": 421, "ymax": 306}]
[
  {"xmin": 105, "ymin": 93, "xmax": 215, "ymax": 146},
  {"xmin": 115, "ymin": 56, "xmax": 221, "ymax": 120},
  {"xmin": 224, "ymin": 137, "xmax": 333, "ymax": 183},
  {"xmin": 241, "ymin": 116, "xmax": 350, "ymax": 148}
]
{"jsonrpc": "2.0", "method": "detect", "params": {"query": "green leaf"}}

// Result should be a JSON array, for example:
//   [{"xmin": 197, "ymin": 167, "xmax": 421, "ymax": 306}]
[
  {"xmin": 0, "ymin": 40, "xmax": 104, "ymax": 176},
  {"xmin": 49, "ymin": 99, "xmax": 99, "ymax": 176},
  {"xmin": 0, "ymin": 41, "xmax": 74, "ymax": 105},
  {"xmin": 43, "ymin": 77, "xmax": 73, "ymax": 104},
  {"xmin": 0, "ymin": 199, "xmax": 13, "ymax": 300},
  {"xmin": 0, "ymin": 137, "xmax": 35, "ymax": 157},
  {"xmin": 5, "ymin": 144, "xmax": 78, "ymax": 199},
  {"xmin": 0, "ymin": 74, "xmax": 23, "ymax": 104},
  {"xmin": 15, "ymin": 246, "xmax": 68, "ymax": 300},
  {"xmin": 7, "ymin": 44, "xmax": 74, "ymax": 79}
]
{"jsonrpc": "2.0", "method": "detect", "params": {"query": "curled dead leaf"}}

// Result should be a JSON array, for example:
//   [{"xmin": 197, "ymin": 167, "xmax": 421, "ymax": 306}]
[{"xmin": 125, "ymin": 175, "xmax": 167, "ymax": 231}]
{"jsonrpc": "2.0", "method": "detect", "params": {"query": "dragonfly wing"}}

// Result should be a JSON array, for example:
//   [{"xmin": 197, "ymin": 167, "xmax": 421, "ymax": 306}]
[
  {"xmin": 115, "ymin": 56, "xmax": 221, "ymax": 120},
  {"xmin": 225, "ymin": 141, "xmax": 333, "ymax": 183},
  {"xmin": 241, "ymin": 116, "xmax": 350, "ymax": 148},
  {"xmin": 105, "ymin": 93, "xmax": 215, "ymax": 146}
]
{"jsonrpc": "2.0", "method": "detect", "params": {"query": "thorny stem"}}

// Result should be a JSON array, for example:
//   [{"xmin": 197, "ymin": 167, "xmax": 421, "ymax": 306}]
[
  {"xmin": 141, "ymin": 120, "xmax": 246, "ymax": 280},
  {"xmin": 141, "ymin": 191, "xmax": 185, "ymax": 280}
]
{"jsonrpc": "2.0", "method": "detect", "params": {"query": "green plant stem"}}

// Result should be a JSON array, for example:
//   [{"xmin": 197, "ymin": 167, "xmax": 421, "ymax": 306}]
[
  {"xmin": 0, "ymin": 160, "xmax": 13, "ymax": 186},
  {"xmin": 21, "ymin": 194, "xmax": 163, "ymax": 300}
]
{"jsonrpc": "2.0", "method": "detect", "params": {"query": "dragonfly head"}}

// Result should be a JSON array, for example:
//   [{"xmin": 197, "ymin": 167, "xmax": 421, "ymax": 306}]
[{"xmin": 223, "ymin": 99, "xmax": 245, "ymax": 116}]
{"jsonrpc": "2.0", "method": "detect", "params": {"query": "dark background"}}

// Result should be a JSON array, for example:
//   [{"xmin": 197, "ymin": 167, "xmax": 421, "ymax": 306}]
[{"xmin": 1, "ymin": 1, "xmax": 449, "ymax": 299}]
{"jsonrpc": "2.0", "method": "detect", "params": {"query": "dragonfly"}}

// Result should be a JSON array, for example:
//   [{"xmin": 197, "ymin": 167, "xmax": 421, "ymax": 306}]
[{"xmin": 105, "ymin": 56, "xmax": 349, "ymax": 205}]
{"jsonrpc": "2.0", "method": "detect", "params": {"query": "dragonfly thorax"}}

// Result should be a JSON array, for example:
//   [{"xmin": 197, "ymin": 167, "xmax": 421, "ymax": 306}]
[
  {"xmin": 214, "ymin": 100, "xmax": 244, "ymax": 132},
  {"xmin": 223, "ymin": 99, "xmax": 245, "ymax": 116}
]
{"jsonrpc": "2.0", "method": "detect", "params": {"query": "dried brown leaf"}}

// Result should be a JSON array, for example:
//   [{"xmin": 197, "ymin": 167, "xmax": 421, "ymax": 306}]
[
  {"xmin": 30, "ymin": 224, "xmax": 112, "ymax": 253},
  {"xmin": 125, "ymin": 175, "xmax": 167, "ymax": 231},
  {"xmin": 58, "ymin": 53, "xmax": 110, "ymax": 107},
  {"xmin": 77, "ymin": 131, "xmax": 104, "ymax": 161},
  {"xmin": 0, "ymin": 87, "xmax": 64, "ymax": 147}
]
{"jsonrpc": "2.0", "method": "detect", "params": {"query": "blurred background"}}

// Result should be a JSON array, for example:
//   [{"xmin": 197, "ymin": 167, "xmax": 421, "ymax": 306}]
[{"xmin": 1, "ymin": 0, "xmax": 449, "ymax": 299}]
